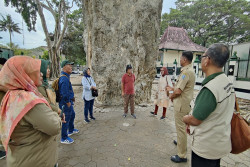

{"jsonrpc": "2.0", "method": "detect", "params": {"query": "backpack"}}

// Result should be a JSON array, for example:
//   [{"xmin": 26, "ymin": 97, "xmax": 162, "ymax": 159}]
[{"xmin": 52, "ymin": 75, "xmax": 67, "ymax": 102}]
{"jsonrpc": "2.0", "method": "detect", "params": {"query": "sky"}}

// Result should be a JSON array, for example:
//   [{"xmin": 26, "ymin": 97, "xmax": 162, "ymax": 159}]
[{"xmin": 0, "ymin": 0, "xmax": 176, "ymax": 49}]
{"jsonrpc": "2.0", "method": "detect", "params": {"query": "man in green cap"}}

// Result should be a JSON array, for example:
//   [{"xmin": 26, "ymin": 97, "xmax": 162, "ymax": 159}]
[{"xmin": 59, "ymin": 60, "xmax": 79, "ymax": 144}]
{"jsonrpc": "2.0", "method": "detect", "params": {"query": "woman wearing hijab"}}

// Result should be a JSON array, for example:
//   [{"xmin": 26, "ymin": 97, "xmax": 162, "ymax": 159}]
[
  {"xmin": 82, "ymin": 68, "xmax": 97, "ymax": 123},
  {"xmin": 151, "ymin": 67, "xmax": 171, "ymax": 119},
  {"xmin": 38, "ymin": 59, "xmax": 60, "ymax": 113},
  {"xmin": 0, "ymin": 56, "xmax": 61, "ymax": 167}
]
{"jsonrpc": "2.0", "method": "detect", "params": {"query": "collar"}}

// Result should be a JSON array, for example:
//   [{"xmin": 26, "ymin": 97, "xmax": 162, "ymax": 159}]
[
  {"xmin": 202, "ymin": 72, "xmax": 224, "ymax": 86},
  {"xmin": 61, "ymin": 71, "xmax": 70, "ymax": 78},
  {"xmin": 181, "ymin": 64, "xmax": 192, "ymax": 72},
  {"xmin": 126, "ymin": 73, "xmax": 133, "ymax": 77}
]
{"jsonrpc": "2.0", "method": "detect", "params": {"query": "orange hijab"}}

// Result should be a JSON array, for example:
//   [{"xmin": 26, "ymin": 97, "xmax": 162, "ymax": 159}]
[{"xmin": 0, "ymin": 56, "xmax": 49, "ymax": 151}]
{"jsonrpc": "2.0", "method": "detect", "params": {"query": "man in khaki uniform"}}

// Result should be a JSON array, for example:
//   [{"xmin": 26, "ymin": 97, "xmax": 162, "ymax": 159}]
[{"xmin": 167, "ymin": 51, "xmax": 195, "ymax": 163}]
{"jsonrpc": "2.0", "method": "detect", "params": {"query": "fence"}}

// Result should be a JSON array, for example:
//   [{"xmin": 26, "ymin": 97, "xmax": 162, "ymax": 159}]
[{"xmin": 237, "ymin": 59, "xmax": 250, "ymax": 81}]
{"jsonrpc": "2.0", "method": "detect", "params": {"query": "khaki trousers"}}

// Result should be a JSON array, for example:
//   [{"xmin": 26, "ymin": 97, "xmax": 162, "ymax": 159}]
[
  {"xmin": 174, "ymin": 107, "xmax": 190, "ymax": 158},
  {"xmin": 123, "ymin": 94, "xmax": 135, "ymax": 114}
]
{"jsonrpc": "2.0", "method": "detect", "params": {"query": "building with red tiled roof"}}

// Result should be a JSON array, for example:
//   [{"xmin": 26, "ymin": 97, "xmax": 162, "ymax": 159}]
[{"xmin": 156, "ymin": 26, "xmax": 206, "ymax": 71}]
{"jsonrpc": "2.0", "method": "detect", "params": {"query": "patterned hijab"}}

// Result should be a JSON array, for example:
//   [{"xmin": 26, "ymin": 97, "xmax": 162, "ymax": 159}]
[
  {"xmin": 0, "ymin": 56, "xmax": 49, "ymax": 151},
  {"xmin": 161, "ymin": 67, "xmax": 168, "ymax": 77}
]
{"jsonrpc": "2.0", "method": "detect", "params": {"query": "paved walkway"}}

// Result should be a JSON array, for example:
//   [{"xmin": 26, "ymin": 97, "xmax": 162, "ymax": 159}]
[{"xmin": 0, "ymin": 87, "xmax": 249, "ymax": 167}]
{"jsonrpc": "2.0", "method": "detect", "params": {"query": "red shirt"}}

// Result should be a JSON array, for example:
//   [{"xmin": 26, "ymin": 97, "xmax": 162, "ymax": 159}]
[{"xmin": 122, "ymin": 73, "xmax": 135, "ymax": 95}]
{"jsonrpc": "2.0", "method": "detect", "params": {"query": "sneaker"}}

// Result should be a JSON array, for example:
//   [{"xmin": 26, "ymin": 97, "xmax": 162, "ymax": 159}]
[
  {"xmin": 61, "ymin": 137, "xmax": 74, "ymax": 144},
  {"xmin": 84, "ymin": 119, "xmax": 90, "ymax": 123},
  {"xmin": 160, "ymin": 116, "xmax": 166, "ymax": 120},
  {"xmin": 123, "ymin": 113, "xmax": 127, "ymax": 118},
  {"xmin": 68, "ymin": 129, "xmax": 79, "ymax": 136},
  {"xmin": 150, "ymin": 112, "xmax": 157, "ymax": 116},
  {"xmin": 90, "ymin": 116, "xmax": 96, "ymax": 120},
  {"xmin": 131, "ymin": 114, "xmax": 136, "ymax": 119},
  {"xmin": 0, "ymin": 150, "xmax": 6, "ymax": 160}
]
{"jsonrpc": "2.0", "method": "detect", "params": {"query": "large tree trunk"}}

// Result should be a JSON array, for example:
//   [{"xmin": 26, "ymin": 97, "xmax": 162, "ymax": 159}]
[{"xmin": 84, "ymin": 0, "xmax": 163, "ymax": 105}]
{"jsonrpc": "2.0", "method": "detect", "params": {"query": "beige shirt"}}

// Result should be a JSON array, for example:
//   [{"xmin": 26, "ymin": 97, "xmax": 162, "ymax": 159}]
[
  {"xmin": 173, "ymin": 64, "xmax": 195, "ymax": 112},
  {"xmin": 0, "ymin": 91, "xmax": 61, "ymax": 167},
  {"xmin": 190, "ymin": 74, "xmax": 235, "ymax": 159}
]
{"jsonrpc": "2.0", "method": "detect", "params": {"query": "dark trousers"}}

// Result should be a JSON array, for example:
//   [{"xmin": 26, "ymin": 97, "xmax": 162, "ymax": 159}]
[
  {"xmin": 60, "ymin": 104, "xmax": 75, "ymax": 140},
  {"xmin": 84, "ymin": 99, "xmax": 94, "ymax": 120},
  {"xmin": 192, "ymin": 151, "xmax": 220, "ymax": 167}
]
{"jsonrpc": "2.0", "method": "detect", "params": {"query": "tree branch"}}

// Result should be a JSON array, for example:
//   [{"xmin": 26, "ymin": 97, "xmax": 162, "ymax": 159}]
[
  {"xmin": 40, "ymin": 1, "xmax": 56, "ymax": 19},
  {"xmin": 35, "ymin": 0, "xmax": 52, "ymax": 50},
  {"xmin": 56, "ymin": 1, "xmax": 68, "ymax": 51}
]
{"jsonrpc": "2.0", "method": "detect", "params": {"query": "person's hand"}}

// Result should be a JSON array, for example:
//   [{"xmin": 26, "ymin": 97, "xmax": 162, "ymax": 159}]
[
  {"xmin": 91, "ymin": 86, "xmax": 96, "ymax": 90},
  {"xmin": 169, "ymin": 94, "xmax": 174, "ymax": 102},
  {"xmin": 66, "ymin": 102, "xmax": 71, "ymax": 107},
  {"xmin": 166, "ymin": 86, "xmax": 174, "ymax": 91},
  {"xmin": 61, "ymin": 113, "xmax": 66, "ymax": 123},
  {"xmin": 186, "ymin": 124, "xmax": 190, "ymax": 135},
  {"xmin": 57, "ymin": 109, "xmax": 62, "ymax": 115},
  {"xmin": 72, "ymin": 97, "xmax": 75, "ymax": 102}
]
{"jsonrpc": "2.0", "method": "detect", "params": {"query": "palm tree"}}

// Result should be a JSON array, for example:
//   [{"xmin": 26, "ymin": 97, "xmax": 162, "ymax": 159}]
[{"xmin": 0, "ymin": 14, "xmax": 21, "ymax": 48}]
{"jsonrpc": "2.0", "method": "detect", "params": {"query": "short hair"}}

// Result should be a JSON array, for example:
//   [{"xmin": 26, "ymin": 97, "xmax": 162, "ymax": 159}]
[
  {"xmin": 182, "ymin": 51, "xmax": 193, "ymax": 62},
  {"xmin": 206, "ymin": 43, "xmax": 229, "ymax": 67}
]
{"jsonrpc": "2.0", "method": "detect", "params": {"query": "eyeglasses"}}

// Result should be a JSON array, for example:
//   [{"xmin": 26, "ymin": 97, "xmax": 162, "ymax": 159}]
[{"xmin": 199, "ymin": 55, "xmax": 209, "ymax": 61}]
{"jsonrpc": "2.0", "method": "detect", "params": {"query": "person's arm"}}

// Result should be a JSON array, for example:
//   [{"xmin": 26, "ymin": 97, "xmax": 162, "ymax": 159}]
[
  {"xmin": 183, "ymin": 88, "xmax": 217, "ymax": 126},
  {"xmin": 121, "ymin": 76, "xmax": 125, "ymax": 96},
  {"xmin": 170, "ymin": 73, "xmax": 190, "ymax": 101},
  {"xmin": 60, "ymin": 77, "xmax": 71, "ymax": 107},
  {"xmin": 91, "ymin": 77, "xmax": 97, "ymax": 89},
  {"xmin": 183, "ymin": 115, "xmax": 202, "ymax": 126},
  {"xmin": 38, "ymin": 86, "xmax": 59, "ymax": 113},
  {"xmin": 82, "ymin": 77, "xmax": 92, "ymax": 90},
  {"xmin": 24, "ymin": 103, "xmax": 61, "ymax": 136}
]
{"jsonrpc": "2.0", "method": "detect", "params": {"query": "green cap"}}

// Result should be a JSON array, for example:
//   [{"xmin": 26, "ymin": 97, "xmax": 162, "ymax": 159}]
[{"xmin": 61, "ymin": 60, "xmax": 74, "ymax": 68}]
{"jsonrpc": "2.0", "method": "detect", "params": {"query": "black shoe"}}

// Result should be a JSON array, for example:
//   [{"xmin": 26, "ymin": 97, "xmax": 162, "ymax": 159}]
[
  {"xmin": 84, "ymin": 119, "xmax": 90, "ymax": 123},
  {"xmin": 173, "ymin": 140, "xmax": 177, "ymax": 145},
  {"xmin": 131, "ymin": 114, "xmax": 136, "ymax": 119},
  {"xmin": 150, "ymin": 112, "xmax": 157, "ymax": 116},
  {"xmin": 123, "ymin": 113, "xmax": 127, "ymax": 118},
  {"xmin": 160, "ymin": 116, "xmax": 166, "ymax": 120},
  {"xmin": 0, "ymin": 150, "xmax": 6, "ymax": 160},
  {"xmin": 90, "ymin": 116, "xmax": 96, "ymax": 120},
  {"xmin": 171, "ymin": 155, "xmax": 187, "ymax": 163}
]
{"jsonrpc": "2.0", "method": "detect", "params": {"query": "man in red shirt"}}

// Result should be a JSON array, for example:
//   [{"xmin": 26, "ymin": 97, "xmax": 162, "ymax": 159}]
[{"xmin": 121, "ymin": 65, "xmax": 136, "ymax": 119}]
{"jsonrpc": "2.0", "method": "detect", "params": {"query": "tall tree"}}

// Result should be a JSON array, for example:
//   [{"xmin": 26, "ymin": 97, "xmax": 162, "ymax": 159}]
[
  {"xmin": 5, "ymin": 0, "xmax": 73, "ymax": 77},
  {"xmin": 161, "ymin": 0, "xmax": 250, "ymax": 47},
  {"xmin": 61, "ymin": 9, "xmax": 86, "ymax": 65},
  {"xmin": 0, "ymin": 14, "xmax": 21, "ymax": 48}
]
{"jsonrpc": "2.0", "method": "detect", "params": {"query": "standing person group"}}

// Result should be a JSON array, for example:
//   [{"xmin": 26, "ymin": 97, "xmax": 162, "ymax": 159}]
[
  {"xmin": 183, "ymin": 44, "xmax": 235, "ymax": 167},
  {"xmin": 151, "ymin": 67, "xmax": 172, "ymax": 120},
  {"xmin": 167, "ymin": 51, "xmax": 196, "ymax": 163},
  {"xmin": 82, "ymin": 68, "xmax": 97, "ymax": 123},
  {"xmin": 0, "ymin": 56, "xmax": 61, "ymax": 167},
  {"xmin": 121, "ymin": 65, "xmax": 136, "ymax": 119},
  {"xmin": 59, "ymin": 60, "xmax": 79, "ymax": 144}
]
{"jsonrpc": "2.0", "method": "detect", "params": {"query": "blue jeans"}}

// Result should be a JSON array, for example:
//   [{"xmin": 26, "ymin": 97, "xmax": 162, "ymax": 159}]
[
  {"xmin": 84, "ymin": 99, "xmax": 94, "ymax": 120},
  {"xmin": 59, "ymin": 103, "xmax": 75, "ymax": 140}
]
